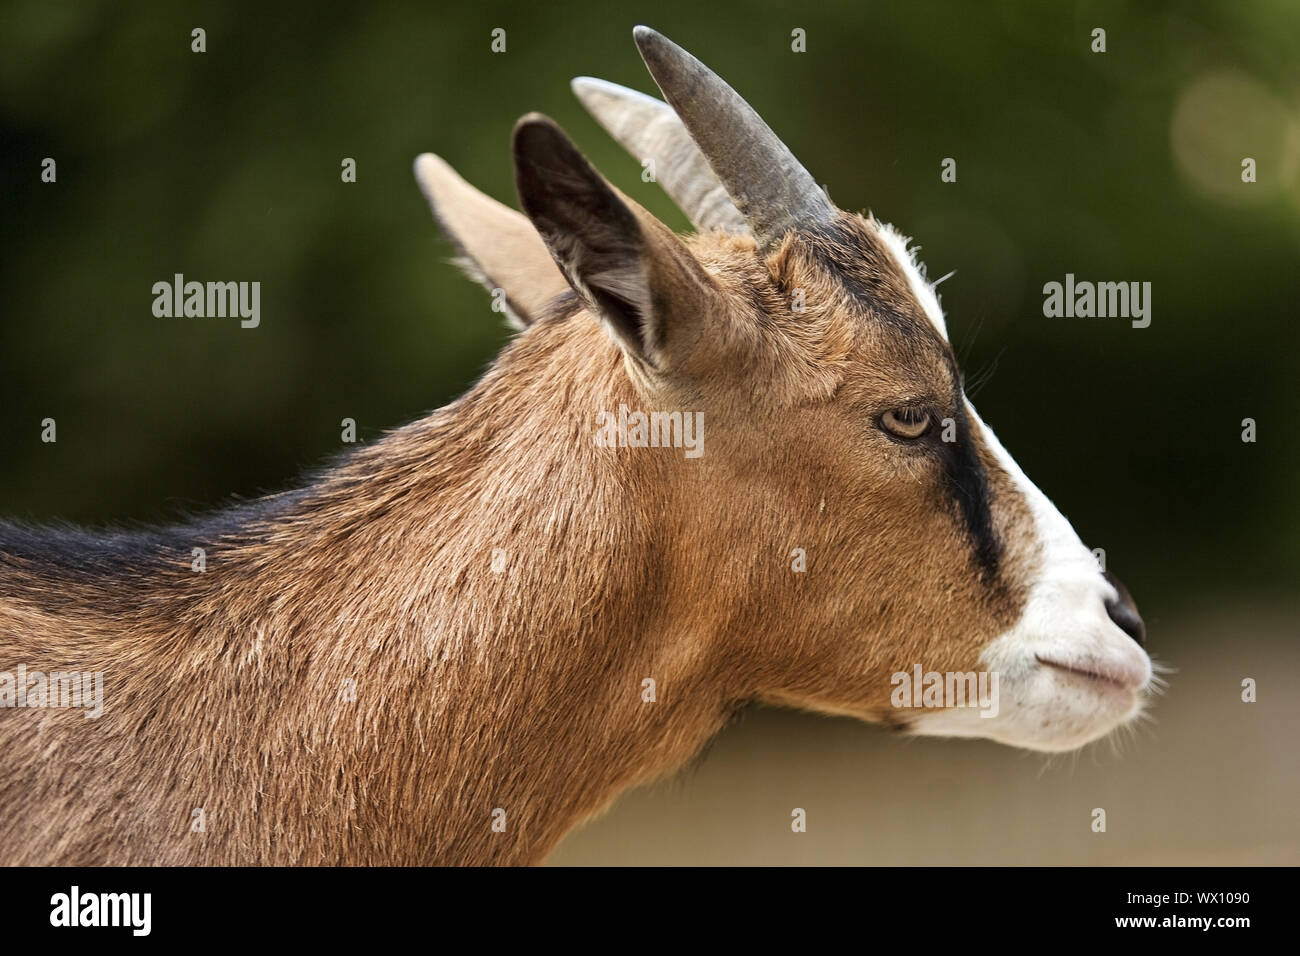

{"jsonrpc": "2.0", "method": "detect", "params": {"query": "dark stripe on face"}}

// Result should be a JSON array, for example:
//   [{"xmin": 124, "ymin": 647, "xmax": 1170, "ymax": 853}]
[
  {"xmin": 800, "ymin": 219, "xmax": 1003, "ymax": 579},
  {"xmin": 799, "ymin": 221, "xmax": 924, "ymax": 334},
  {"xmin": 944, "ymin": 402, "xmax": 1002, "ymax": 580}
]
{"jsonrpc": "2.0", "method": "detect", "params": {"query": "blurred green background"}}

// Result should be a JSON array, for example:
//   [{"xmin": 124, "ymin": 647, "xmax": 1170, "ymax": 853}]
[{"xmin": 2, "ymin": 1, "xmax": 1297, "ymax": 863}]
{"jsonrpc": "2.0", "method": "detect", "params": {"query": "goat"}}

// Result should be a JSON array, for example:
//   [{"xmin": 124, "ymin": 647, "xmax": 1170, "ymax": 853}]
[{"xmin": 0, "ymin": 27, "xmax": 1153, "ymax": 866}]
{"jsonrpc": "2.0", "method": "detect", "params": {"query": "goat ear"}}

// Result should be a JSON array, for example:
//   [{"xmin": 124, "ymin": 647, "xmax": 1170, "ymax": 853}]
[
  {"xmin": 511, "ymin": 113, "xmax": 714, "ymax": 369},
  {"xmin": 413, "ymin": 153, "xmax": 570, "ymax": 329}
]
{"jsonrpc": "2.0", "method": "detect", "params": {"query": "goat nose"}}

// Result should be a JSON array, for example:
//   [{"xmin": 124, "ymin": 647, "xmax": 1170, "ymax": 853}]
[{"xmin": 1102, "ymin": 571, "xmax": 1145, "ymax": 646}]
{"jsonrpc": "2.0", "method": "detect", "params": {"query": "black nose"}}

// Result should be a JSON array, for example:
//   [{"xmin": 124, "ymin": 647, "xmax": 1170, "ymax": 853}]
[{"xmin": 1102, "ymin": 571, "xmax": 1145, "ymax": 646}]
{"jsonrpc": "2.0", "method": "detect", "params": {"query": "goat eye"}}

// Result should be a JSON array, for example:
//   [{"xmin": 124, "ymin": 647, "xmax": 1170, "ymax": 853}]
[{"xmin": 881, "ymin": 407, "xmax": 931, "ymax": 440}]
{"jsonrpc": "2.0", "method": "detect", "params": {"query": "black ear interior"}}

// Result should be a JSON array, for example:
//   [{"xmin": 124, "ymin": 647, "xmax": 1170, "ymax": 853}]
[{"xmin": 590, "ymin": 287, "xmax": 646, "ymax": 350}]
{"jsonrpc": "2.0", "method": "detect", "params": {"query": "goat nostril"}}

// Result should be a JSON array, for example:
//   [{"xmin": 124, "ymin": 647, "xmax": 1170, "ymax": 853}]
[{"xmin": 1102, "ymin": 570, "xmax": 1145, "ymax": 646}]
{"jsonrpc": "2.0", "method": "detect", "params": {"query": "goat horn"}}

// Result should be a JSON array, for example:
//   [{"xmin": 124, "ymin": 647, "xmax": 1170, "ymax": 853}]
[
  {"xmin": 570, "ymin": 76, "xmax": 748, "ymax": 235},
  {"xmin": 632, "ymin": 25, "xmax": 835, "ymax": 250}
]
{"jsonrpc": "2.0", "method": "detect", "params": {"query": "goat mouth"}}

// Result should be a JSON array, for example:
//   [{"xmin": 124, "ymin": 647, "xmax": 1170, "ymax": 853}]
[{"xmin": 1035, "ymin": 655, "xmax": 1141, "ymax": 692}]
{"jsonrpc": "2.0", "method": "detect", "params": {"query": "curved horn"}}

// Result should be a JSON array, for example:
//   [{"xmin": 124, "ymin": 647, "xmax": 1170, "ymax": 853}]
[
  {"xmin": 571, "ymin": 76, "xmax": 747, "ymax": 235},
  {"xmin": 632, "ymin": 25, "xmax": 835, "ymax": 250}
]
